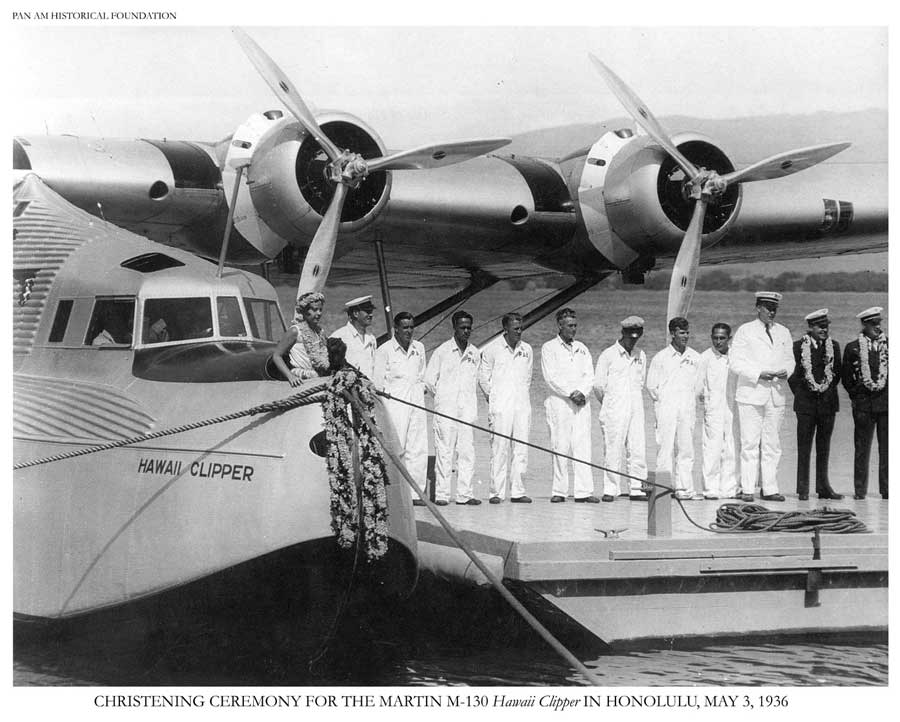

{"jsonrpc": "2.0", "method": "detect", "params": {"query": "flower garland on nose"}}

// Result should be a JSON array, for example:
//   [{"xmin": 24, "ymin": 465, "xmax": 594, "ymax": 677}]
[
  {"xmin": 858, "ymin": 333, "xmax": 888, "ymax": 392},
  {"xmin": 799, "ymin": 334, "xmax": 835, "ymax": 393},
  {"xmin": 321, "ymin": 365, "xmax": 389, "ymax": 560}
]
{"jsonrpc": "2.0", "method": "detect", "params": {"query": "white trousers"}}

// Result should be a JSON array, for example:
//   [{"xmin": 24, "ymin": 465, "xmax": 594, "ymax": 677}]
[
  {"xmin": 544, "ymin": 396, "xmax": 593, "ymax": 498},
  {"xmin": 384, "ymin": 398, "xmax": 428, "ymax": 494},
  {"xmin": 701, "ymin": 406, "xmax": 738, "ymax": 497},
  {"xmin": 433, "ymin": 415, "xmax": 475, "ymax": 502},
  {"xmin": 599, "ymin": 402, "xmax": 646, "ymax": 496},
  {"xmin": 654, "ymin": 398, "xmax": 695, "ymax": 493},
  {"xmin": 489, "ymin": 406, "xmax": 531, "ymax": 499},
  {"xmin": 737, "ymin": 400, "xmax": 785, "ymax": 496}
]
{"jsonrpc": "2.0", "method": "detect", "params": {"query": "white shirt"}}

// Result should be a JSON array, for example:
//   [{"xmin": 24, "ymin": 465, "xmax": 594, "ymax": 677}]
[
  {"xmin": 330, "ymin": 321, "xmax": 377, "ymax": 378},
  {"xmin": 594, "ymin": 341, "xmax": 646, "ymax": 408},
  {"xmin": 646, "ymin": 344, "xmax": 701, "ymax": 402},
  {"xmin": 374, "ymin": 337, "xmax": 426, "ymax": 404},
  {"xmin": 729, "ymin": 319, "xmax": 794, "ymax": 406},
  {"xmin": 696, "ymin": 347, "xmax": 736, "ymax": 413},
  {"xmin": 478, "ymin": 338, "xmax": 533, "ymax": 412},
  {"xmin": 425, "ymin": 338, "xmax": 481, "ymax": 421},
  {"xmin": 540, "ymin": 335, "xmax": 594, "ymax": 400}
]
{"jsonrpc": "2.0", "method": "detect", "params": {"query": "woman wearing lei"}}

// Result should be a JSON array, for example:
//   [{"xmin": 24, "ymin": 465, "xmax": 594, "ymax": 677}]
[{"xmin": 272, "ymin": 291, "xmax": 330, "ymax": 386}]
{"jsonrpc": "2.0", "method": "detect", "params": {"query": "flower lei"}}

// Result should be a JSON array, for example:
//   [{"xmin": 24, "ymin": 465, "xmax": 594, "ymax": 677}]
[
  {"xmin": 321, "ymin": 366, "xmax": 390, "ymax": 560},
  {"xmin": 858, "ymin": 333, "xmax": 888, "ymax": 392},
  {"xmin": 297, "ymin": 322, "xmax": 330, "ymax": 377},
  {"xmin": 799, "ymin": 335, "xmax": 835, "ymax": 393}
]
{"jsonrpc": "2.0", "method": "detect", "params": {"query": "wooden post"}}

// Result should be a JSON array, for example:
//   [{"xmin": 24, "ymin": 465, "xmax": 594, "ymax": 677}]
[{"xmin": 648, "ymin": 470, "xmax": 672, "ymax": 537}]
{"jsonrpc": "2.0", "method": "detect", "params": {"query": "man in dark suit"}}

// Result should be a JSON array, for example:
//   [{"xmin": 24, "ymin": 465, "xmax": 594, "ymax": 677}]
[
  {"xmin": 788, "ymin": 309, "xmax": 843, "ymax": 501},
  {"xmin": 841, "ymin": 307, "xmax": 888, "ymax": 500}
]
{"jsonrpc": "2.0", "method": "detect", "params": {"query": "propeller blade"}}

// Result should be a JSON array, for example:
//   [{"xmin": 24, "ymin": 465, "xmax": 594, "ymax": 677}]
[
  {"xmin": 232, "ymin": 28, "xmax": 342, "ymax": 163},
  {"xmin": 589, "ymin": 54, "xmax": 699, "ymax": 179},
  {"xmin": 666, "ymin": 199, "xmax": 707, "ymax": 323},
  {"xmin": 296, "ymin": 182, "xmax": 349, "ymax": 297},
  {"xmin": 722, "ymin": 142, "xmax": 851, "ymax": 184},
  {"xmin": 366, "ymin": 138, "xmax": 512, "ymax": 172}
]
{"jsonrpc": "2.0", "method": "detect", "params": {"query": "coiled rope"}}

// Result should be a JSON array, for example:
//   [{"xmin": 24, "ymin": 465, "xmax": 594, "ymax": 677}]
[
  {"xmin": 13, "ymin": 382, "xmax": 328, "ymax": 470},
  {"xmin": 376, "ymin": 391, "xmax": 869, "ymax": 535},
  {"xmin": 712, "ymin": 503, "xmax": 869, "ymax": 534}
]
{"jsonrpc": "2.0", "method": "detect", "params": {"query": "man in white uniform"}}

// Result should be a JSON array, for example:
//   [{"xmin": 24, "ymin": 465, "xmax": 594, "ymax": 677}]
[
  {"xmin": 729, "ymin": 291, "xmax": 795, "ymax": 502},
  {"xmin": 696, "ymin": 322, "xmax": 739, "ymax": 500},
  {"xmin": 593, "ymin": 316, "xmax": 648, "ymax": 502},
  {"xmin": 479, "ymin": 312, "xmax": 533, "ymax": 504},
  {"xmin": 374, "ymin": 311, "xmax": 428, "ymax": 505},
  {"xmin": 424, "ymin": 310, "xmax": 481, "ymax": 506},
  {"xmin": 540, "ymin": 308, "xmax": 597, "ymax": 502},
  {"xmin": 329, "ymin": 295, "xmax": 377, "ymax": 378},
  {"xmin": 646, "ymin": 317, "xmax": 702, "ymax": 499}
]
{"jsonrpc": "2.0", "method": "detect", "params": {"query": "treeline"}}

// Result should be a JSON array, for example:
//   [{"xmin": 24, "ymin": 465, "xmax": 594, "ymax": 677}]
[{"xmin": 506, "ymin": 270, "xmax": 888, "ymax": 292}]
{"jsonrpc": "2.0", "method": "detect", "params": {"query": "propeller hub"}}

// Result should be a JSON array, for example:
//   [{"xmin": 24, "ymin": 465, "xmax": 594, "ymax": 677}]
[{"xmin": 325, "ymin": 149, "xmax": 370, "ymax": 189}]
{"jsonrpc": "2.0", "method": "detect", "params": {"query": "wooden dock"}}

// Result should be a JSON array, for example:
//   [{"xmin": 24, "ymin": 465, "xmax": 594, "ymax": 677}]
[{"xmin": 415, "ymin": 495, "xmax": 888, "ymax": 646}]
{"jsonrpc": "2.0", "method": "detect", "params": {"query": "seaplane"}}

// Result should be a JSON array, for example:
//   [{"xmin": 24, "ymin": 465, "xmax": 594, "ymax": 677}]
[{"xmin": 13, "ymin": 28, "xmax": 888, "ymax": 662}]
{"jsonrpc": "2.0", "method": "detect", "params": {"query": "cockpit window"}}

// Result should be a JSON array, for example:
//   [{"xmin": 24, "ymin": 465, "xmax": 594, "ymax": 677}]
[
  {"xmin": 245, "ymin": 298, "xmax": 285, "ymax": 342},
  {"xmin": 86, "ymin": 297, "xmax": 135, "ymax": 347},
  {"xmin": 142, "ymin": 297, "xmax": 213, "ymax": 343},
  {"xmin": 217, "ymin": 296, "xmax": 247, "ymax": 337}
]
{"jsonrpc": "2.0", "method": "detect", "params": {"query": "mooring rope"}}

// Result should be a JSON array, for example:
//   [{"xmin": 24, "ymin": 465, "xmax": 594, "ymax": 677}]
[
  {"xmin": 13, "ymin": 382, "xmax": 328, "ymax": 470},
  {"xmin": 375, "ymin": 390, "xmax": 869, "ymax": 535},
  {"xmin": 343, "ymin": 389, "xmax": 602, "ymax": 687},
  {"xmin": 712, "ymin": 503, "xmax": 869, "ymax": 534}
]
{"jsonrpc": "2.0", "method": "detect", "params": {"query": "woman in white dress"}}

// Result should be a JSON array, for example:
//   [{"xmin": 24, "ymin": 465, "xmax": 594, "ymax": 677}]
[{"xmin": 272, "ymin": 292, "xmax": 330, "ymax": 386}]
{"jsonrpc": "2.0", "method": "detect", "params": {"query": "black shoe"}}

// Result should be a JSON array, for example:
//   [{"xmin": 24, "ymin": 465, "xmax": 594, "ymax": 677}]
[
  {"xmin": 601, "ymin": 494, "xmax": 615, "ymax": 502},
  {"xmin": 456, "ymin": 498, "xmax": 481, "ymax": 505},
  {"xmin": 818, "ymin": 491, "xmax": 844, "ymax": 500},
  {"xmin": 550, "ymin": 495, "xmax": 566, "ymax": 503},
  {"xmin": 511, "ymin": 496, "xmax": 532, "ymax": 503},
  {"xmin": 761, "ymin": 493, "xmax": 785, "ymax": 502},
  {"xmin": 412, "ymin": 499, "xmax": 426, "ymax": 507},
  {"xmin": 798, "ymin": 494, "xmax": 809, "ymax": 501},
  {"xmin": 489, "ymin": 497, "xmax": 502, "ymax": 504},
  {"xmin": 435, "ymin": 500, "xmax": 449, "ymax": 506},
  {"xmin": 739, "ymin": 493, "xmax": 755, "ymax": 502},
  {"xmin": 854, "ymin": 494, "xmax": 866, "ymax": 500},
  {"xmin": 575, "ymin": 495, "xmax": 600, "ymax": 503},
  {"xmin": 629, "ymin": 492, "xmax": 649, "ymax": 501}
]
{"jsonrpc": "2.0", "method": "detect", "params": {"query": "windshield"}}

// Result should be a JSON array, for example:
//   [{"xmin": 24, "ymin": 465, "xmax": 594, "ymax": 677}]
[
  {"xmin": 140, "ymin": 296, "xmax": 282, "ymax": 345},
  {"xmin": 245, "ymin": 298, "xmax": 285, "ymax": 342},
  {"xmin": 142, "ymin": 297, "xmax": 213, "ymax": 344},
  {"xmin": 217, "ymin": 296, "xmax": 247, "ymax": 337}
]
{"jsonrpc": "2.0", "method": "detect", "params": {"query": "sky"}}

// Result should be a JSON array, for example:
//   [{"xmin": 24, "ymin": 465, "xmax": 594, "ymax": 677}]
[{"xmin": 8, "ymin": 25, "xmax": 888, "ymax": 148}]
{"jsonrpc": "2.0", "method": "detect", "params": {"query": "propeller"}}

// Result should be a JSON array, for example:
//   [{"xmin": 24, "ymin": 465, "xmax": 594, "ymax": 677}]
[
  {"xmin": 590, "ymin": 55, "xmax": 851, "ymax": 323},
  {"xmin": 233, "ymin": 28, "xmax": 511, "ymax": 300}
]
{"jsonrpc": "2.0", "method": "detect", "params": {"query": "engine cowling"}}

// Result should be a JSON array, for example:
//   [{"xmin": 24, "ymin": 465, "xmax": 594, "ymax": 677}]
[
  {"xmin": 573, "ymin": 129, "xmax": 742, "ymax": 270},
  {"xmin": 224, "ymin": 110, "xmax": 391, "ymax": 258}
]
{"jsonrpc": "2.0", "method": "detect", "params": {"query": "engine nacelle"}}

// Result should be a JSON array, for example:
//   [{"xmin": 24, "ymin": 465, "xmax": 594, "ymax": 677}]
[
  {"xmin": 573, "ymin": 129, "xmax": 742, "ymax": 270},
  {"xmin": 224, "ymin": 110, "xmax": 391, "ymax": 257}
]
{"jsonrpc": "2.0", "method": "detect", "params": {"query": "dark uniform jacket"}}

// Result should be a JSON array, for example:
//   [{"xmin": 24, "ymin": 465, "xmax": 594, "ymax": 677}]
[
  {"xmin": 788, "ymin": 337, "xmax": 841, "ymax": 415},
  {"xmin": 841, "ymin": 336, "xmax": 888, "ymax": 414}
]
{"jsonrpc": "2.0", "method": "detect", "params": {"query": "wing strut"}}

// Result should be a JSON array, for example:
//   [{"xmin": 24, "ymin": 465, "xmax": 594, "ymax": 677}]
[
  {"xmin": 375, "ymin": 270, "xmax": 499, "ymax": 347},
  {"xmin": 373, "ymin": 236, "xmax": 394, "ymax": 339}
]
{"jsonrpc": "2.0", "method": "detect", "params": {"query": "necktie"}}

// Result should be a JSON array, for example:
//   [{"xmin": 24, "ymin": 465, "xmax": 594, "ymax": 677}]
[{"xmin": 765, "ymin": 325, "xmax": 773, "ymax": 343}]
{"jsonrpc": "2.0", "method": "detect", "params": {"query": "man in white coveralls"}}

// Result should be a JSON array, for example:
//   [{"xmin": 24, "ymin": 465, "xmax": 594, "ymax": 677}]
[
  {"xmin": 729, "ymin": 291, "xmax": 794, "ymax": 502},
  {"xmin": 696, "ymin": 322, "xmax": 739, "ymax": 500},
  {"xmin": 374, "ymin": 311, "xmax": 428, "ymax": 505},
  {"xmin": 593, "ymin": 316, "xmax": 648, "ymax": 503},
  {"xmin": 425, "ymin": 310, "xmax": 481, "ymax": 506},
  {"xmin": 479, "ymin": 312, "xmax": 534, "ymax": 504},
  {"xmin": 541, "ymin": 308, "xmax": 597, "ymax": 503},
  {"xmin": 646, "ymin": 317, "xmax": 702, "ymax": 499}
]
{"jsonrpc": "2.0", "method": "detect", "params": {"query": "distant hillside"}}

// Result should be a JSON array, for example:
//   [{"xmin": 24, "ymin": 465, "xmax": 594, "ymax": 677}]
[{"xmin": 505, "ymin": 109, "xmax": 888, "ymax": 164}]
